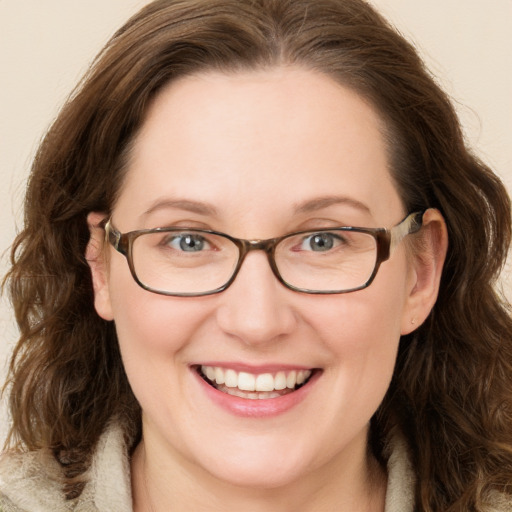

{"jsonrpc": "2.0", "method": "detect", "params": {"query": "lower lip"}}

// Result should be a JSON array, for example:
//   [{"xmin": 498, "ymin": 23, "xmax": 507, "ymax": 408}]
[{"xmin": 193, "ymin": 369, "xmax": 320, "ymax": 418}]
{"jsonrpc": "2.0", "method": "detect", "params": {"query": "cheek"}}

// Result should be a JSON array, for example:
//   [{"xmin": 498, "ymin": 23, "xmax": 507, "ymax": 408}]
[
  {"xmin": 304, "ymin": 259, "xmax": 410, "ymax": 402},
  {"xmin": 308, "ymin": 292, "xmax": 403, "ymax": 391},
  {"xmin": 106, "ymin": 259, "xmax": 212, "ymax": 363},
  {"xmin": 307, "ymin": 275, "xmax": 407, "ymax": 353},
  {"xmin": 107, "ymin": 278, "xmax": 217, "ymax": 420}
]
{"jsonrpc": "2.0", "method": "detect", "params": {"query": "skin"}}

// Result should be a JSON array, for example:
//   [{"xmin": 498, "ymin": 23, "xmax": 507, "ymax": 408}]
[{"xmin": 87, "ymin": 66, "xmax": 447, "ymax": 511}]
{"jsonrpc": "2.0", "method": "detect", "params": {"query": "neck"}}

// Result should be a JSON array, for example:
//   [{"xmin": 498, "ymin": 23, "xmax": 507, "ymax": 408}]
[{"xmin": 131, "ymin": 432, "xmax": 387, "ymax": 512}]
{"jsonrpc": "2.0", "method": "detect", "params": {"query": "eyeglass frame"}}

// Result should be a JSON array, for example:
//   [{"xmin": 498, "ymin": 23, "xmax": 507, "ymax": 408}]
[{"xmin": 102, "ymin": 210, "xmax": 426, "ymax": 297}]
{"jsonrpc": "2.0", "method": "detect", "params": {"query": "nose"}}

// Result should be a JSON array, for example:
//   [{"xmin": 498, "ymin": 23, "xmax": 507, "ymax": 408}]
[{"xmin": 216, "ymin": 251, "xmax": 297, "ymax": 346}]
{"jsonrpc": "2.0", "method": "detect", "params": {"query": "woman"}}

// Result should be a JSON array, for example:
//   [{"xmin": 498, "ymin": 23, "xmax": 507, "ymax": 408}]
[{"xmin": 1, "ymin": 0, "xmax": 511, "ymax": 510}]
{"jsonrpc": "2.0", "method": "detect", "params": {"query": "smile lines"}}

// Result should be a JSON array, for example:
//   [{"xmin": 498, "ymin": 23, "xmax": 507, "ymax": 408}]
[{"xmin": 199, "ymin": 365, "xmax": 313, "ymax": 399}]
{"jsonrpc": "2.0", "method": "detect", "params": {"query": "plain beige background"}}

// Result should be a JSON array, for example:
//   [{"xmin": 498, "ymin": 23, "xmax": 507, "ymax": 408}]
[{"xmin": 1, "ymin": 1, "xmax": 511, "ymax": 440}]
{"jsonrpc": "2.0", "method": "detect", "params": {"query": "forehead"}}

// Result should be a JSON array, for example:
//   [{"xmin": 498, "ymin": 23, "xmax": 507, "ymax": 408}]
[{"xmin": 115, "ymin": 66, "xmax": 403, "ymax": 231}]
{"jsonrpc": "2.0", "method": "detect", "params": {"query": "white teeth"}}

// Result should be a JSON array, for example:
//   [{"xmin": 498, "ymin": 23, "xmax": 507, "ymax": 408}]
[
  {"xmin": 258, "ymin": 391, "xmax": 281, "ymax": 399},
  {"xmin": 286, "ymin": 370, "xmax": 297, "ymax": 389},
  {"xmin": 274, "ymin": 371, "xmax": 287, "ymax": 390},
  {"xmin": 200, "ymin": 366, "xmax": 313, "ymax": 395},
  {"xmin": 224, "ymin": 369, "xmax": 238, "ymax": 388},
  {"xmin": 205, "ymin": 366, "xmax": 216, "ymax": 382},
  {"xmin": 238, "ymin": 372, "xmax": 255, "ymax": 391},
  {"xmin": 255, "ymin": 373, "xmax": 275, "ymax": 392},
  {"xmin": 214, "ymin": 367, "xmax": 225, "ymax": 385},
  {"xmin": 223, "ymin": 388, "xmax": 282, "ymax": 400}
]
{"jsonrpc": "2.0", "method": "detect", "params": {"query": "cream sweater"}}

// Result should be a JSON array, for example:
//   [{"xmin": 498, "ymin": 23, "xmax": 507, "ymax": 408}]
[{"xmin": 0, "ymin": 424, "xmax": 507, "ymax": 511}]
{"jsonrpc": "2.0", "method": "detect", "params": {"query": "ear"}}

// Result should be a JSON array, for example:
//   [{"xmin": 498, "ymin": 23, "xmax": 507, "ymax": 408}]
[
  {"xmin": 86, "ymin": 211, "xmax": 114, "ymax": 321},
  {"xmin": 401, "ymin": 209, "xmax": 448, "ymax": 335}
]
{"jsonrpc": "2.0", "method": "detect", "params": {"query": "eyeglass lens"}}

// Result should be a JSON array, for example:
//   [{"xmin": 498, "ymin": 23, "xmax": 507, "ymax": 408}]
[{"xmin": 130, "ymin": 229, "xmax": 378, "ymax": 295}]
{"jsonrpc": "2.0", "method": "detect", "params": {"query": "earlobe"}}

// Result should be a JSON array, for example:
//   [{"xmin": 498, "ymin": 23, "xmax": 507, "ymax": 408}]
[
  {"xmin": 401, "ymin": 209, "xmax": 448, "ymax": 335},
  {"xmin": 86, "ymin": 211, "xmax": 114, "ymax": 321}
]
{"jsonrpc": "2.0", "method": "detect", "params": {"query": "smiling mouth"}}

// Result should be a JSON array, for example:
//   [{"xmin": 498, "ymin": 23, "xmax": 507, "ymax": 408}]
[{"xmin": 197, "ymin": 365, "xmax": 317, "ymax": 400}]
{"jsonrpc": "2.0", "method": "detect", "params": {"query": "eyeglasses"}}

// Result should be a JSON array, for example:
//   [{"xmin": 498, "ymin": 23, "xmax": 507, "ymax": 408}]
[{"xmin": 103, "ymin": 211, "xmax": 425, "ymax": 296}]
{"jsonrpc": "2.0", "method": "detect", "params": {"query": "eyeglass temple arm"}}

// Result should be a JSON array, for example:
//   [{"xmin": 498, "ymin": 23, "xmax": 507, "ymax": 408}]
[
  {"xmin": 103, "ymin": 219, "xmax": 125, "ymax": 254},
  {"xmin": 389, "ymin": 210, "xmax": 425, "ymax": 253}
]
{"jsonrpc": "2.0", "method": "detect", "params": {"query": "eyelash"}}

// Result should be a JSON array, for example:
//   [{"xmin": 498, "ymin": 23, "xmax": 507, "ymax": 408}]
[
  {"xmin": 297, "ymin": 232, "xmax": 345, "ymax": 252},
  {"xmin": 160, "ymin": 233, "xmax": 213, "ymax": 252}
]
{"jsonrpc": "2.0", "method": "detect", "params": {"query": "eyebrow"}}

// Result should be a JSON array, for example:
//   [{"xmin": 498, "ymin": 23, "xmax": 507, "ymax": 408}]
[
  {"xmin": 143, "ymin": 199, "xmax": 219, "ymax": 217},
  {"xmin": 293, "ymin": 196, "xmax": 372, "ymax": 215},
  {"xmin": 142, "ymin": 195, "xmax": 370, "ymax": 219}
]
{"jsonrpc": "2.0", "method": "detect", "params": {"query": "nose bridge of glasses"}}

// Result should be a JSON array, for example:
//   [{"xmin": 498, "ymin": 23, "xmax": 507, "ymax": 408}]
[
  {"xmin": 237, "ymin": 237, "xmax": 276, "ymax": 259},
  {"xmin": 234, "ymin": 237, "xmax": 281, "ymax": 280}
]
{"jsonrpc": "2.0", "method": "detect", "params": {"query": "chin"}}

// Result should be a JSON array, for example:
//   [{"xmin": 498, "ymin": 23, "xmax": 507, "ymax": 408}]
[
  {"xmin": 209, "ymin": 462, "xmax": 307, "ymax": 490},
  {"xmin": 196, "ymin": 443, "xmax": 314, "ymax": 490}
]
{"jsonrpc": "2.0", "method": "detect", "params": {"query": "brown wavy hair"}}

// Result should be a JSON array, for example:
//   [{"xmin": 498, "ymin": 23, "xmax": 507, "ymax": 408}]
[{"xmin": 3, "ymin": 0, "xmax": 512, "ymax": 509}]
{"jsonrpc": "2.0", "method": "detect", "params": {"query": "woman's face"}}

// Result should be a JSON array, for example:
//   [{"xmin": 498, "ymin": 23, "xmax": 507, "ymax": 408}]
[{"xmin": 90, "ymin": 67, "xmax": 421, "ymax": 488}]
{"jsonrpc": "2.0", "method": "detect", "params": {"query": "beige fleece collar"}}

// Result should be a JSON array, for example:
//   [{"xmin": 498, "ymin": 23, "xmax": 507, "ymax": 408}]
[{"xmin": 0, "ymin": 424, "xmax": 414, "ymax": 512}]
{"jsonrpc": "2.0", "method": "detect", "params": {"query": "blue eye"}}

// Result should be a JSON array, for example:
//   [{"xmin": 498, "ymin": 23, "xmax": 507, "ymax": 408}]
[
  {"xmin": 301, "ymin": 232, "xmax": 342, "ymax": 252},
  {"xmin": 166, "ymin": 233, "xmax": 210, "ymax": 252}
]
